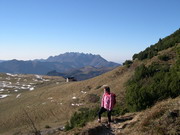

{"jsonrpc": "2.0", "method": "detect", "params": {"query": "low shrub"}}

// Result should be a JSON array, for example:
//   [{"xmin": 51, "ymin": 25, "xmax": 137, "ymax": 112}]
[
  {"xmin": 45, "ymin": 125, "xmax": 51, "ymax": 128},
  {"xmin": 158, "ymin": 54, "xmax": 170, "ymax": 61},
  {"xmin": 123, "ymin": 60, "xmax": 133, "ymax": 68},
  {"xmin": 65, "ymin": 107, "xmax": 99, "ymax": 131}
]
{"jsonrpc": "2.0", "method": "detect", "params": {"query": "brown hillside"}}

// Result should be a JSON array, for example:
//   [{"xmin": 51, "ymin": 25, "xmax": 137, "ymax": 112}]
[{"xmin": 0, "ymin": 62, "xmax": 134, "ymax": 134}]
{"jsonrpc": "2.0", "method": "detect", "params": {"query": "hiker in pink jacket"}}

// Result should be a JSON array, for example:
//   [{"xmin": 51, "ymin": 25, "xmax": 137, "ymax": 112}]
[{"xmin": 98, "ymin": 86, "xmax": 116, "ymax": 126}]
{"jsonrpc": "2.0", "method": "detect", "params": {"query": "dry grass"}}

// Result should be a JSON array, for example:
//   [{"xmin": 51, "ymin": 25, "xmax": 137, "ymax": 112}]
[
  {"xmin": 140, "ymin": 97, "xmax": 180, "ymax": 135},
  {"xmin": 0, "ymin": 64, "xmax": 135, "ymax": 134},
  {"xmin": 120, "ymin": 97, "xmax": 180, "ymax": 135}
]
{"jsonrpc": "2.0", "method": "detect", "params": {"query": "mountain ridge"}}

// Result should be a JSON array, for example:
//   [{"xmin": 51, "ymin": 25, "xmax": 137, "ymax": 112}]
[{"xmin": 0, "ymin": 52, "xmax": 120, "ymax": 79}]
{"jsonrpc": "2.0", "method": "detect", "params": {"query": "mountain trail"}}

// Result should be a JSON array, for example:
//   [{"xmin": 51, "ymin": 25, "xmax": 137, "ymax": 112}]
[{"xmin": 78, "ymin": 112, "xmax": 139, "ymax": 135}]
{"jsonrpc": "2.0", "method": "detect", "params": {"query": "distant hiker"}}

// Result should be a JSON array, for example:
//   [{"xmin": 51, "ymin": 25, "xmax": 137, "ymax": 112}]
[{"xmin": 98, "ymin": 86, "xmax": 116, "ymax": 127}]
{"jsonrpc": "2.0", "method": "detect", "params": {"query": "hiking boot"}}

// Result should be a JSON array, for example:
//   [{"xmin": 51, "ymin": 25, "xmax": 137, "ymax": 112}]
[
  {"xmin": 98, "ymin": 119, "xmax": 101, "ymax": 123},
  {"xmin": 105, "ymin": 123, "xmax": 111, "ymax": 128}
]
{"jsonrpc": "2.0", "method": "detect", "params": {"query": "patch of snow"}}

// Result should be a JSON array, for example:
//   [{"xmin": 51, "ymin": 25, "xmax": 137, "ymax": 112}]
[
  {"xmin": 35, "ymin": 75, "xmax": 43, "ymax": 80},
  {"xmin": 21, "ymin": 87, "xmax": 27, "ymax": 89},
  {"xmin": 81, "ymin": 91, "xmax": 87, "ymax": 94},
  {"xmin": 27, "ymin": 85, "xmax": 31, "ymax": 87},
  {"xmin": 48, "ymin": 97, "xmax": 53, "ymax": 100},
  {"xmin": 76, "ymin": 103, "xmax": 84, "ymax": 106},
  {"xmin": 56, "ymin": 82, "xmax": 59, "ymax": 84},
  {"xmin": 60, "ymin": 126, "xmax": 65, "ymax": 130},
  {"xmin": 16, "ymin": 93, "xmax": 21, "ymax": 98},
  {"xmin": 72, "ymin": 96, "xmax": 77, "ymax": 99},
  {"xmin": 6, "ymin": 73, "xmax": 17, "ymax": 77},
  {"xmin": 0, "ymin": 89, "xmax": 4, "ymax": 91},
  {"xmin": 0, "ymin": 94, "xmax": 9, "ymax": 99},
  {"xmin": 43, "ymin": 79, "xmax": 50, "ymax": 81},
  {"xmin": 14, "ymin": 90, "xmax": 18, "ymax": 92},
  {"xmin": 6, "ymin": 85, "xmax": 14, "ymax": 88},
  {"xmin": 71, "ymin": 103, "xmax": 84, "ymax": 106},
  {"xmin": 6, "ymin": 73, "xmax": 18, "ymax": 77},
  {"xmin": 42, "ymin": 102, "xmax": 46, "ymax": 105},
  {"xmin": 29, "ymin": 87, "xmax": 34, "ymax": 91}
]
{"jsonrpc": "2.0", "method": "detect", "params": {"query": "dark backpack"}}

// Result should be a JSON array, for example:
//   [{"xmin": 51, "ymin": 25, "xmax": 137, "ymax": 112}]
[{"xmin": 111, "ymin": 93, "xmax": 116, "ymax": 107}]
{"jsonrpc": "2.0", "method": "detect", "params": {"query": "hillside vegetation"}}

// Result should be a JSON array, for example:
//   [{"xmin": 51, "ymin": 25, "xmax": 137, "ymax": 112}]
[
  {"xmin": 133, "ymin": 28, "xmax": 180, "ymax": 60},
  {"xmin": 126, "ymin": 44, "xmax": 180, "ymax": 112}
]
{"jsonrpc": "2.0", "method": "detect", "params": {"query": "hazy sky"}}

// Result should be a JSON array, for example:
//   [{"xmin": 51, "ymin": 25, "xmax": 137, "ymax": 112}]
[{"xmin": 0, "ymin": 0, "xmax": 180, "ymax": 63}]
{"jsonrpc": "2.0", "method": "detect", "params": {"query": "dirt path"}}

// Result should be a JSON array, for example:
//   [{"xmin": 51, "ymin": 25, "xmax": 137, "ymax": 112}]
[{"xmin": 78, "ymin": 112, "xmax": 138, "ymax": 135}]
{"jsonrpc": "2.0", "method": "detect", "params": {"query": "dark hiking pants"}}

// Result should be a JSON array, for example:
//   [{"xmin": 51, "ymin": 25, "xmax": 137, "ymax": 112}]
[{"xmin": 98, "ymin": 107, "xmax": 112, "ymax": 122}]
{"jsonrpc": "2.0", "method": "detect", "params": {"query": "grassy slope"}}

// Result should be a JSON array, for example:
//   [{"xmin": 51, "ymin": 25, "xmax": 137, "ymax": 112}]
[{"xmin": 0, "ymin": 62, "xmax": 134, "ymax": 134}]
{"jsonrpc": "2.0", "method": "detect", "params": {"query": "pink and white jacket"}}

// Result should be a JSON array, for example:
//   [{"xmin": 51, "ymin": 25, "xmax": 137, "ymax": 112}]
[{"xmin": 101, "ymin": 93, "xmax": 116, "ymax": 111}]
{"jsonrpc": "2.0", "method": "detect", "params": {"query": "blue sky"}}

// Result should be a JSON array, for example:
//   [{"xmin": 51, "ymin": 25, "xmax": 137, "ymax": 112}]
[{"xmin": 0, "ymin": 0, "xmax": 180, "ymax": 63}]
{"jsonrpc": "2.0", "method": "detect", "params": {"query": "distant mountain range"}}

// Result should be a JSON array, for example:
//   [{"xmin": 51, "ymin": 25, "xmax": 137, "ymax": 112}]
[
  {"xmin": 0, "ymin": 52, "xmax": 120, "ymax": 80},
  {"xmin": 0, "ymin": 60, "xmax": 6, "ymax": 63}
]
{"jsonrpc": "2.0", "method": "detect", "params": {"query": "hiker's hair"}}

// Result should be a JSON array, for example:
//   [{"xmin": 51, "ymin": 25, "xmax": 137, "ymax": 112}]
[{"xmin": 104, "ymin": 86, "xmax": 110, "ymax": 93}]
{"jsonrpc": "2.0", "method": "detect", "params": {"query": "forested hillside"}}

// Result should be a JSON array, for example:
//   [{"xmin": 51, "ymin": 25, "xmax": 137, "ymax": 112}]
[{"xmin": 133, "ymin": 28, "xmax": 180, "ymax": 60}]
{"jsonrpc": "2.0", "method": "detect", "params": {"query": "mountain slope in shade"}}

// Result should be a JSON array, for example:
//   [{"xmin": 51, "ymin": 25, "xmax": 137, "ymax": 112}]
[{"xmin": 47, "ymin": 66, "xmax": 115, "ymax": 80}]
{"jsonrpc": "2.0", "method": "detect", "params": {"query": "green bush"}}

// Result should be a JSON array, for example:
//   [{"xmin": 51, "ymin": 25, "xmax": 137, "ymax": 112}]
[
  {"xmin": 126, "ymin": 45, "xmax": 180, "ymax": 112},
  {"xmin": 111, "ymin": 104, "xmax": 128, "ymax": 116},
  {"xmin": 65, "ymin": 107, "xmax": 99, "ymax": 131},
  {"xmin": 123, "ymin": 60, "xmax": 133, "ymax": 68},
  {"xmin": 158, "ymin": 55, "xmax": 170, "ymax": 61},
  {"xmin": 45, "ymin": 125, "xmax": 51, "ymax": 128}
]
